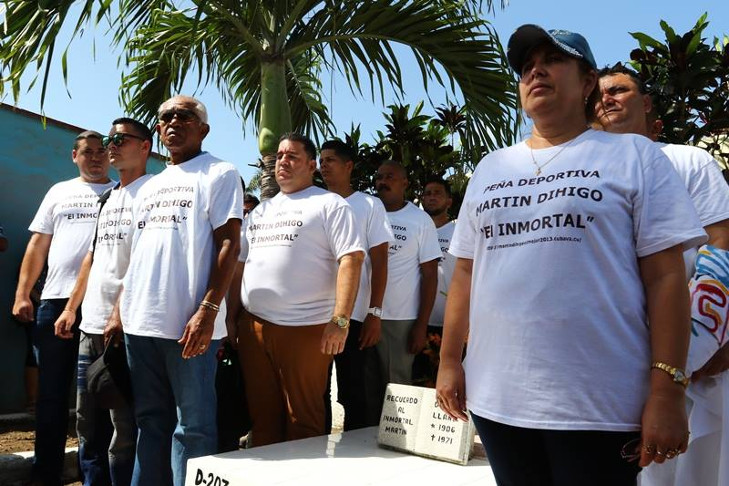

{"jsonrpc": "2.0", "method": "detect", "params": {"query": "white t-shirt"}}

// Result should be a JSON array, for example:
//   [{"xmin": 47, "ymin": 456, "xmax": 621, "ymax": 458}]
[
  {"xmin": 347, "ymin": 191, "xmax": 394, "ymax": 322},
  {"xmin": 29, "ymin": 178, "xmax": 117, "ymax": 299},
  {"xmin": 429, "ymin": 220, "xmax": 456, "ymax": 327},
  {"xmin": 239, "ymin": 185, "xmax": 365, "ymax": 326},
  {"xmin": 449, "ymin": 129, "xmax": 706, "ymax": 431},
  {"xmin": 658, "ymin": 143, "xmax": 729, "ymax": 278},
  {"xmin": 382, "ymin": 202, "xmax": 442, "ymax": 320},
  {"xmin": 121, "ymin": 153, "xmax": 243, "ymax": 339},
  {"xmin": 80, "ymin": 175, "xmax": 153, "ymax": 334}
]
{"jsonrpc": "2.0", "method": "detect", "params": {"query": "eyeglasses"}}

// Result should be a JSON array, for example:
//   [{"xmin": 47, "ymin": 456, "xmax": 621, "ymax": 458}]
[
  {"xmin": 102, "ymin": 132, "xmax": 146, "ymax": 149},
  {"xmin": 158, "ymin": 108, "xmax": 199, "ymax": 124}
]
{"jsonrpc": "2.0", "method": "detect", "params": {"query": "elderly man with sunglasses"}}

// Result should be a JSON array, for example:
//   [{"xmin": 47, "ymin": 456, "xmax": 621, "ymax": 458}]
[
  {"xmin": 54, "ymin": 117, "xmax": 153, "ymax": 486},
  {"xmin": 119, "ymin": 96, "xmax": 243, "ymax": 486}
]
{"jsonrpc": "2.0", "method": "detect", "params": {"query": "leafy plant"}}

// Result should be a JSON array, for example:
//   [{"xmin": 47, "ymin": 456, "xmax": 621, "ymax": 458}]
[
  {"xmin": 629, "ymin": 14, "xmax": 729, "ymax": 163},
  {"xmin": 340, "ymin": 102, "xmax": 469, "ymax": 214},
  {"xmin": 0, "ymin": 0, "xmax": 518, "ymax": 198}
]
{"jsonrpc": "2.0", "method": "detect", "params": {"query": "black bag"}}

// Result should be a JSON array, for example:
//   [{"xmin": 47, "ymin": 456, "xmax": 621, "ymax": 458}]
[{"xmin": 86, "ymin": 339, "xmax": 133, "ymax": 409}]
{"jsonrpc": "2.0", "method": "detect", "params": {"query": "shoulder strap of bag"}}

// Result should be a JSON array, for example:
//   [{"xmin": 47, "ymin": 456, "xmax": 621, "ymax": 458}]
[{"xmin": 91, "ymin": 184, "xmax": 120, "ymax": 258}]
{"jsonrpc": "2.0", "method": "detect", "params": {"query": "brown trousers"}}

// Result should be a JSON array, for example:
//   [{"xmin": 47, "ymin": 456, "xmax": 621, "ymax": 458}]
[{"xmin": 238, "ymin": 314, "xmax": 332, "ymax": 447}]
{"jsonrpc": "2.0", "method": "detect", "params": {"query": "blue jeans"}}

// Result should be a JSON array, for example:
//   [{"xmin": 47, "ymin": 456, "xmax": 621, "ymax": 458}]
[
  {"xmin": 125, "ymin": 334, "xmax": 219, "ymax": 486},
  {"xmin": 471, "ymin": 413, "xmax": 641, "ymax": 486},
  {"xmin": 32, "ymin": 298, "xmax": 80, "ymax": 486},
  {"xmin": 77, "ymin": 332, "xmax": 136, "ymax": 486}
]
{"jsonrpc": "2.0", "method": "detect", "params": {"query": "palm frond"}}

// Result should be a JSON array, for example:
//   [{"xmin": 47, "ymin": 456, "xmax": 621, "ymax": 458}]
[
  {"xmin": 0, "ymin": 0, "xmax": 173, "ymax": 107},
  {"xmin": 119, "ymin": 7, "xmax": 219, "ymax": 124},
  {"xmin": 284, "ymin": 0, "xmax": 517, "ymax": 151}
]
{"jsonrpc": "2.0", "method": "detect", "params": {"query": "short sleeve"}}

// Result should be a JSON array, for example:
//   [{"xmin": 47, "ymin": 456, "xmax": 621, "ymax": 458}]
[
  {"xmin": 325, "ymin": 202, "xmax": 365, "ymax": 260},
  {"xmin": 448, "ymin": 164, "xmax": 483, "ymax": 260},
  {"xmin": 687, "ymin": 155, "xmax": 729, "ymax": 227},
  {"xmin": 28, "ymin": 186, "xmax": 57, "ymax": 235},
  {"xmin": 367, "ymin": 198, "xmax": 394, "ymax": 248},
  {"xmin": 418, "ymin": 216, "xmax": 442, "ymax": 264},
  {"xmin": 208, "ymin": 165, "xmax": 244, "ymax": 230},
  {"xmin": 238, "ymin": 216, "xmax": 250, "ymax": 262},
  {"xmin": 634, "ymin": 147, "xmax": 707, "ymax": 257}
]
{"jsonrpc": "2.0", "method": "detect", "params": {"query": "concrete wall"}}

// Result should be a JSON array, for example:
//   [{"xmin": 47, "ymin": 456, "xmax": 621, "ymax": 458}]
[{"xmin": 0, "ymin": 104, "xmax": 165, "ymax": 412}]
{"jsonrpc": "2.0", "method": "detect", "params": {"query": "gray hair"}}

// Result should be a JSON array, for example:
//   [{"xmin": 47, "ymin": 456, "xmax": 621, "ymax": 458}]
[{"xmin": 158, "ymin": 95, "xmax": 209, "ymax": 124}]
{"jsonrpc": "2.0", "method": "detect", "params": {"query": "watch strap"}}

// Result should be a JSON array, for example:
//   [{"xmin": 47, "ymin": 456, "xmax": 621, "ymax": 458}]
[
  {"xmin": 367, "ymin": 306, "xmax": 383, "ymax": 318},
  {"xmin": 651, "ymin": 361, "xmax": 689, "ymax": 388}
]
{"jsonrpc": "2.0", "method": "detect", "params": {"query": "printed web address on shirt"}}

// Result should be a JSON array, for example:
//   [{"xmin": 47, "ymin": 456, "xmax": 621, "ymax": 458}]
[{"xmin": 486, "ymin": 235, "xmax": 582, "ymax": 250}]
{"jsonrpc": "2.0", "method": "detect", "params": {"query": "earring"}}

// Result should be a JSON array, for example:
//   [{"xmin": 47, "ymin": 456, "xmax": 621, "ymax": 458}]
[{"xmin": 584, "ymin": 97, "xmax": 588, "ymax": 105}]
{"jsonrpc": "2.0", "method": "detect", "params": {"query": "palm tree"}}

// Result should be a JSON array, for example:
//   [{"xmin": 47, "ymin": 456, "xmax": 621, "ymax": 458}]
[{"xmin": 0, "ymin": 0, "xmax": 517, "ymax": 198}]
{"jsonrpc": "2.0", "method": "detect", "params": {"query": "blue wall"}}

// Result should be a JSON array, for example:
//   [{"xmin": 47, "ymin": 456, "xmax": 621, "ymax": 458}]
[{"xmin": 0, "ymin": 104, "xmax": 164, "ymax": 412}]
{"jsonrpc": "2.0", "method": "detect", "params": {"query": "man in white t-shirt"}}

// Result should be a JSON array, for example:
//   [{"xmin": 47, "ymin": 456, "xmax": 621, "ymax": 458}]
[
  {"xmin": 319, "ymin": 139, "xmax": 393, "ymax": 430},
  {"xmin": 12, "ymin": 131, "xmax": 115, "ymax": 486},
  {"xmin": 120, "ymin": 96, "xmax": 243, "ymax": 486},
  {"xmin": 53, "ymin": 118, "xmax": 153, "ymax": 486},
  {"xmin": 596, "ymin": 65, "xmax": 729, "ymax": 486},
  {"xmin": 375, "ymin": 160, "xmax": 441, "ymax": 391},
  {"xmin": 413, "ymin": 177, "xmax": 457, "ymax": 385},
  {"xmin": 228, "ymin": 133, "xmax": 364, "ymax": 447}
]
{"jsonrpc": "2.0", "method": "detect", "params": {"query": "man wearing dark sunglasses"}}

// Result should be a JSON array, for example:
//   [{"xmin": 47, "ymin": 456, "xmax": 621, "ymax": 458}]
[
  {"xmin": 12, "ymin": 130, "xmax": 115, "ymax": 486},
  {"xmin": 54, "ymin": 117, "xmax": 153, "ymax": 486},
  {"xmin": 119, "ymin": 95, "xmax": 243, "ymax": 486}
]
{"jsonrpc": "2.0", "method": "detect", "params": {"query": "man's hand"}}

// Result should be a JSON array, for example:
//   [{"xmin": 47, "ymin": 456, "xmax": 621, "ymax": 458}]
[
  {"xmin": 321, "ymin": 322, "xmax": 348, "ymax": 355},
  {"xmin": 54, "ymin": 309, "xmax": 76, "ymax": 339},
  {"xmin": 12, "ymin": 296, "xmax": 35, "ymax": 323},
  {"xmin": 692, "ymin": 342, "xmax": 729, "ymax": 382},
  {"xmin": 408, "ymin": 323, "xmax": 427, "ymax": 354},
  {"xmin": 359, "ymin": 314, "xmax": 381, "ymax": 349},
  {"xmin": 178, "ymin": 307, "xmax": 217, "ymax": 359},
  {"xmin": 225, "ymin": 312, "xmax": 239, "ymax": 351},
  {"xmin": 103, "ymin": 313, "xmax": 124, "ymax": 348}
]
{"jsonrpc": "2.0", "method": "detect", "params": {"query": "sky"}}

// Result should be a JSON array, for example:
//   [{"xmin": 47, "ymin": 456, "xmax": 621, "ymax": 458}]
[{"xmin": 2, "ymin": 1, "xmax": 728, "ymax": 184}]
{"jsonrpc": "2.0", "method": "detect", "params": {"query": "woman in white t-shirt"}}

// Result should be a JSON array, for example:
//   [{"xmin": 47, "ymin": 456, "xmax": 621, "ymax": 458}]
[{"xmin": 435, "ymin": 25, "xmax": 707, "ymax": 485}]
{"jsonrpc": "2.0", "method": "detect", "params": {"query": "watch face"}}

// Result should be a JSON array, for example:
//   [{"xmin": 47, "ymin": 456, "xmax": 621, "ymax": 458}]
[{"xmin": 674, "ymin": 369, "xmax": 688, "ymax": 384}]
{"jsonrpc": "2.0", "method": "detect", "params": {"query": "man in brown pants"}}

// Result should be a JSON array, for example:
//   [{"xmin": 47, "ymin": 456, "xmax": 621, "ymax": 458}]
[{"xmin": 228, "ymin": 133, "xmax": 364, "ymax": 446}]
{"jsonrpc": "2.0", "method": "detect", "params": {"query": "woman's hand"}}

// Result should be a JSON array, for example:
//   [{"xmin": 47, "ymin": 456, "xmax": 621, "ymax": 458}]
[
  {"xmin": 639, "ymin": 389, "xmax": 689, "ymax": 467},
  {"xmin": 436, "ymin": 360, "xmax": 469, "ymax": 421}
]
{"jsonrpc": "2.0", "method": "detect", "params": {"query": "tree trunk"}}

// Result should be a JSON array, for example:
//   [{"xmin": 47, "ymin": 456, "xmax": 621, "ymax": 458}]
[
  {"xmin": 258, "ymin": 154, "xmax": 279, "ymax": 200},
  {"xmin": 257, "ymin": 59, "xmax": 292, "ymax": 200}
]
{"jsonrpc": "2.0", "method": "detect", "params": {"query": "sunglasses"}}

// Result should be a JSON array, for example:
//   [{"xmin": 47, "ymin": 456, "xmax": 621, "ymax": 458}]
[
  {"xmin": 158, "ymin": 108, "xmax": 199, "ymax": 124},
  {"xmin": 102, "ymin": 132, "xmax": 146, "ymax": 149}
]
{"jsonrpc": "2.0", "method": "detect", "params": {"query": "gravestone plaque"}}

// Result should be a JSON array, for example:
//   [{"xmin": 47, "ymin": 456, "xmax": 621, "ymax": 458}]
[{"xmin": 377, "ymin": 383, "xmax": 475, "ymax": 465}]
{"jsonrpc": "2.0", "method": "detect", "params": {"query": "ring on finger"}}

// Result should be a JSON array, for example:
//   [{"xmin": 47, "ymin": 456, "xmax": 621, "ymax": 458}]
[
  {"xmin": 642, "ymin": 444, "xmax": 656, "ymax": 454},
  {"xmin": 665, "ymin": 449, "xmax": 679, "ymax": 459},
  {"xmin": 655, "ymin": 450, "xmax": 666, "ymax": 457}
]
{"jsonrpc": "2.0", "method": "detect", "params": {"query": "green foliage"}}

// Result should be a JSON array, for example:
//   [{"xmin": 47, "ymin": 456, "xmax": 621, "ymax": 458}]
[
  {"xmin": 629, "ymin": 14, "xmax": 729, "ymax": 163},
  {"xmin": 1, "ymin": 0, "xmax": 518, "ymax": 199},
  {"xmin": 341, "ymin": 102, "xmax": 470, "ymax": 210},
  {"xmin": 1, "ymin": 0, "xmax": 518, "ymax": 154}
]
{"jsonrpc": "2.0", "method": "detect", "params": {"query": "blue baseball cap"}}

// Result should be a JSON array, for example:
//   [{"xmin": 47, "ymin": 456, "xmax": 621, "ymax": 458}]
[{"xmin": 507, "ymin": 24, "xmax": 597, "ymax": 74}]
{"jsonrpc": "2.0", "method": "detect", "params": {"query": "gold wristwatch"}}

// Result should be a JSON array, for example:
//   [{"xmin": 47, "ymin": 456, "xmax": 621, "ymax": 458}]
[
  {"xmin": 330, "ymin": 315, "xmax": 350, "ymax": 330},
  {"xmin": 651, "ymin": 361, "xmax": 689, "ymax": 388}
]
